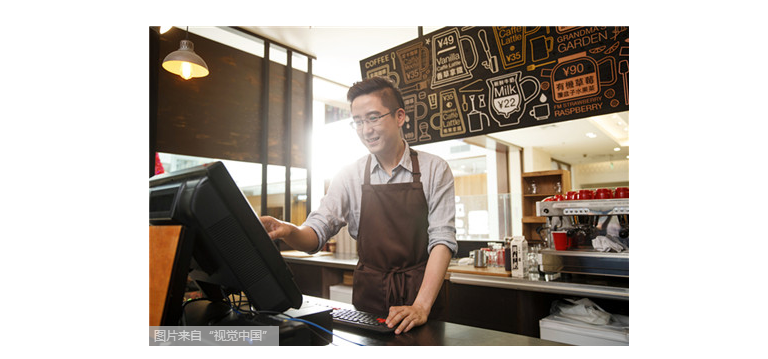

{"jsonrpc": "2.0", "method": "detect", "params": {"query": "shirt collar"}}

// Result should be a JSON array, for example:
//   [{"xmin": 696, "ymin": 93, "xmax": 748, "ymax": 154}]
[{"xmin": 369, "ymin": 139, "xmax": 413, "ymax": 174}]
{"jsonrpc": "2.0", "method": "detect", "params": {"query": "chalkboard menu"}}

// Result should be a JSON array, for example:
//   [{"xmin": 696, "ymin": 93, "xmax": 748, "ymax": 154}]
[{"xmin": 359, "ymin": 26, "xmax": 629, "ymax": 145}]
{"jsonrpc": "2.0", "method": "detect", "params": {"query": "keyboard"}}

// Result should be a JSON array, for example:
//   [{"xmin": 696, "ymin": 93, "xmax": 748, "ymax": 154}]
[{"xmin": 331, "ymin": 308, "xmax": 395, "ymax": 333}]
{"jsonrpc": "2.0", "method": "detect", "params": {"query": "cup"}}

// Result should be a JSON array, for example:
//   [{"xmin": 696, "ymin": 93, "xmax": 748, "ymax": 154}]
[
  {"xmin": 402, "ymin": 93, "xmax": 428, "ymax": 143},
  {"xmin": 552, "ymin": 231, "xmax": 569, "ymax": 251},
  {"xmin": 429, "ymin": 88, "xmax": 467, "ymax": 138},
  {"xmin": 615, "ymin": 187, "xmax": 629, "ymax": 198},
  {"xmin": 486, "ymin": 71, "xmax": 541, "ymax": 127},
  {"xmin": 529, "ymin": 35, "xmax": 554, "ymax": 62},
  {"xmin": 578, "ymin": 189, "xmax": 594, "ymax": 200},
  {"xmin": 553, "ymin": 194, "xmax": 564, "ymax": 201},
  {"xmin": 565, "ymin": 191, "xmax": 577, "ymax": 200},
  {"xmin": 472, "ymin": 249, "xmax": 488, "ymax": 268},
  {"xmin": 431, "ymin": 28, "xmax": 478, "ymax": 88},
  {"xmin": 595, "ymin": 188, "xmax": 613, "ymax": 199}
]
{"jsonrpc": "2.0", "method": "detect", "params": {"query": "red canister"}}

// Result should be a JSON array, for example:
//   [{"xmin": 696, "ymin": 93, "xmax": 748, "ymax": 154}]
[{"xmin": 614, "ymin": 187, "xmax": 629, "ymax": 198}]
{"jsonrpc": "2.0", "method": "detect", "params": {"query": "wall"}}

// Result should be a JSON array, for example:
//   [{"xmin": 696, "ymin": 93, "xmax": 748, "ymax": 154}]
[
  {"xmin": 508, "ymin": 147, "xmax": 523, "ymax": 236},
  {"xmin": 522, "ymin": 146, "xmax": 553, "ymax": 172},
  {"xmin": 571, "ymin": 159, "xmax": 629, "ymax": 189},
  {"xmin": 522, "ymin": 146, "xmax": 629, "ymax": 190}
]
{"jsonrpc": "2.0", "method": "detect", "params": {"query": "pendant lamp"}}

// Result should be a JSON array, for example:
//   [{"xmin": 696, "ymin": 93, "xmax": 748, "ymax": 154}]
[{"xmin": 162, "ymin": 27, "xmax": 209, "ymax": 80}]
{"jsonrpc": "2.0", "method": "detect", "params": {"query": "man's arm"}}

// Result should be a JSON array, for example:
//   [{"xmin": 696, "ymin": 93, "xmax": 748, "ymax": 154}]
[
  {"xmin": 385, "ymin": 244, "xmax": 452, "ymax": 334},
  {"xmin": 259, "ymin": 216, "xmax": 320, "ymax": 253}
]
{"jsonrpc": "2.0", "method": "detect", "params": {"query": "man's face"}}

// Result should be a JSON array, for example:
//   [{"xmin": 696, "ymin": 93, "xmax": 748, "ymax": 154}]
[{"xmin": 351, "ymin": 93, "xmax": 404, "ymax": 157}]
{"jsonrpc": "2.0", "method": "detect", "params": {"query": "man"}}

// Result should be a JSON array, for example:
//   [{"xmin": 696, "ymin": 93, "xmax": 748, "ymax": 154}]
[{"xmin": 260, "ymin": 77, "xmax": 457, "ymax": 334}]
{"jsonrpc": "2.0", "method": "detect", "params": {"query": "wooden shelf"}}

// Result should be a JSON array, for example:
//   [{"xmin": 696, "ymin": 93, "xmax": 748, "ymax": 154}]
[
  {"xmin": 522, "ymin": 216, "xmax": 547, "ymax": 223},
  {"xmin": 520, "ymin": 170, "xmax": 571, "ymax": 244},
  {"xmin": 523, "ymin": 193, "xmax": 563, "ymax": 198}
]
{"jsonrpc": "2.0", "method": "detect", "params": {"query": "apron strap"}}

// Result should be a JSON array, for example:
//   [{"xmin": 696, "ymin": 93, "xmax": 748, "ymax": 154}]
[
  {"xmin": 381, "ymin": 262, "xmax": 427, "ymax": 308},
  {"xmin": 364, "ymin": 154, "xmax": 372, "ymax": 185},
  {"xmin": 409, "ymin": 149, "xmax": 421, "ymax": 184},
  {"xmin": 363, "ymin": 149, "xmax": 422, "ymax": 185}
]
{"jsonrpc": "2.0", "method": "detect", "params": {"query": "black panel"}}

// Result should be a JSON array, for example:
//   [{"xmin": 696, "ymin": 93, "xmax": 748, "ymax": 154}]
[{"xmin": 360, "ymin": 26, "xmax": 629, "ymax": 146}]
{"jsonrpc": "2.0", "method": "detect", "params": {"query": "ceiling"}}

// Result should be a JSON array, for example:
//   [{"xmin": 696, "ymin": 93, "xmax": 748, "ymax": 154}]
[{"xmin": 219, "ymin": 26, "xmax": 630, "ymax": 166}]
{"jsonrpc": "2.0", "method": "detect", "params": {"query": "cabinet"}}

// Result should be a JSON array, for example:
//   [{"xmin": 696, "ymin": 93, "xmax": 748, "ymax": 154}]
[{"xmin": 521, "ymin": 170, "xmax": 571, "ymax": 244}]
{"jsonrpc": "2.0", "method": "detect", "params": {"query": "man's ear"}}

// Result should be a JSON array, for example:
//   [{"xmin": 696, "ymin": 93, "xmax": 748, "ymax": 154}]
[{"xmin": 395, "ymin": 108, "xmax": 407, "ymax": 127}]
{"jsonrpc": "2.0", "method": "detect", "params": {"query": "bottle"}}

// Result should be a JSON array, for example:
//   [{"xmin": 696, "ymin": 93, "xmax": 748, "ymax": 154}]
[
  {"xmin": 528, "ymin": 180, "xmax": 537, "ymax": 194},
  {"xmin": 503, "ymin": 237, "xmax": 512, "ymax": 271}
]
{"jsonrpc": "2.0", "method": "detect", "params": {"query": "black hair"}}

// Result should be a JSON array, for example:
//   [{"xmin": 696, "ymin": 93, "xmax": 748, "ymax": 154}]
[{"xmin": 346, "ymin": 77, "xmax": 405, "ymax": 113}]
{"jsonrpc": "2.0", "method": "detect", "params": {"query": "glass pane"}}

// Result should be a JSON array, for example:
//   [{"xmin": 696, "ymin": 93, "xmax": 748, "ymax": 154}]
[
  {"xmin": 263, "ymin": 164, "xmax": 308, "ymax": 225},
  {"xmin": 156, "ymin": 152, "xmax": 263, "ymax": 216}
]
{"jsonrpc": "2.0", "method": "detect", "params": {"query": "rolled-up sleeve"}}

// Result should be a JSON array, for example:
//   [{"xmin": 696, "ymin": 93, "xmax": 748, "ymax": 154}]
[
  {"xmin": 302, "ymin": 171, "xmax": 351, "ymax": 254},
  {"xmin": 425, "ymin": 158, "xmax": 458, "ymax": 256}
]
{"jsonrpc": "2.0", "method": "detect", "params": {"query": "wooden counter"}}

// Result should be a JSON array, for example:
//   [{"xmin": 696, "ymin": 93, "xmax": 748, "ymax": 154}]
[{"xmin": 446, "ymin": 264, "xmax": 511, "ymax": 277}]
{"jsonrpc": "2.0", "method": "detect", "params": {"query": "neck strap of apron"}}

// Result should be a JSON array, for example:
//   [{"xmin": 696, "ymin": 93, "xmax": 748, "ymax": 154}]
[{"xmin": 364, "ymin": 149, "xmax": 420, "ymax": 185}]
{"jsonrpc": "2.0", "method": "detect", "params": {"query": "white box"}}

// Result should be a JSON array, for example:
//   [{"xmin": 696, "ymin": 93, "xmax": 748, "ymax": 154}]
[
  {"xmin": 510, "ymin": 236, "xmax": 528, "ymax": 278},
  {"xmin": 329, "ymin": 284, "xmax": 353, "ymax": 304},
  {"xmin": 539, "ymin": 314, "xmax": 629, "ymax": 346}
]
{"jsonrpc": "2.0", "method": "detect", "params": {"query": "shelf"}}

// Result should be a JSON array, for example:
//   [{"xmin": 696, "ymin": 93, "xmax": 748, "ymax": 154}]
[
  {"xmin": 521, "ymin": 170, "xmax": 569, "ymax": 178},
  {"xmin": 521, "ymin": 170, "xmax": 571, "ymax": 243},
  {"xmin": 522, "ymin": 216, "xmax": 547, "ymax": 223},
  {"xmin": 523, "ymin": 193, "xmax": 563, "ymax": 197}
]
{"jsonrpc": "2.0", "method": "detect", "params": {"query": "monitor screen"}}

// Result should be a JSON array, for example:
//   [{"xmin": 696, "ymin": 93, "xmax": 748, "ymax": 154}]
[{"xmin": 149, "ymin": 161, "xmax": 302, "ymax": 324}]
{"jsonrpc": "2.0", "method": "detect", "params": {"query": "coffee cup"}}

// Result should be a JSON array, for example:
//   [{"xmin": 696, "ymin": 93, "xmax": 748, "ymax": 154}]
[
  {"xmin": 472, "ymin": 249, "xmax": 488, "ymax": 268},
  {"xmin": 565, "ymin": 191, "xmax": 577, "ymax": 200},
  {"xmin": 614, "ymin": 187, "xmax": 629, "ymax": 198},
  {"xmin": 552, "ymin": 231, "xmax": 569, "ymax": 250},
  {"xmin": 595, "ymin": 188, "xmax": 613, "ymax": 199},
  {"xmin": 578, "ymin": 189, "xmax": 594, "ymax": 200}
]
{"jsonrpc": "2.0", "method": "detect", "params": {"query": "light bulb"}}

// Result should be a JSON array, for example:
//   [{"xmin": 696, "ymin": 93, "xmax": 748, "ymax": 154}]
[{"xmin": 181, "ymin": 62, "xmax": 192, "ymax": 80}]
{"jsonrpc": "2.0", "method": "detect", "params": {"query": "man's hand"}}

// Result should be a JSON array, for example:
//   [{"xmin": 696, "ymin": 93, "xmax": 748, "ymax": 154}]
[
  {"xmin": 259, "ymin": 216, "xmax": 320, "ymax": 253},
  {"xmin": 386, "ymin": 303, "xmax": 430, "ymax": 334},
  {"xmin": 259, "ymin": 216, "xmax": 293, "ymax": 240}
]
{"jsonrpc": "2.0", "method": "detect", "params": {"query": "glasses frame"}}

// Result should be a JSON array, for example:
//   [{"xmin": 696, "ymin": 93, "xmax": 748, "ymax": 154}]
[{"xmin": 349, "ymin": 111, "xmax": 393, "ymax": 130}]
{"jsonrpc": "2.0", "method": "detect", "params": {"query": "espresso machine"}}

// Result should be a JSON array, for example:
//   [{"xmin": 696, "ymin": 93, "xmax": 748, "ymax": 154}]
[{"xmin": 536, "ymin": 197, "xmax": 629, "ymax": 277}]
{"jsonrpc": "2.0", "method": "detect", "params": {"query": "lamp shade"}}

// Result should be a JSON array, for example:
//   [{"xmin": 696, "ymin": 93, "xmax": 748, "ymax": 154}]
[{"xmin": 162, "ymin": 39, "xmax": 209, "ymax": 80}]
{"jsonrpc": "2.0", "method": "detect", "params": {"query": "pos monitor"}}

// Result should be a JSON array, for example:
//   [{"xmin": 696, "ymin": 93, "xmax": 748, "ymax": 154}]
[{"xmin": 149, "ymin": 161, "xmax": 302, "ymax": 325}]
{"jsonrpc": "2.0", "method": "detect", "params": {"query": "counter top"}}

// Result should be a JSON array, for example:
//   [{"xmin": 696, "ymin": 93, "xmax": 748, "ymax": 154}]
[
  {"xmin": 281, "ymin": 251, "xmax": 358, "ymax": 270},
  {"xmin": 301, "ymin": 295, "xmax": 565, "ymax": 346},
  {"xmin": 281, "ymin": 251, "xmax": 628, "ymax": 301},
  {"xmin": 446, "ymin": 264, "xmax": 511, "ymax": 277},
  {"xmin": 449, "ymin": 272, "xmax": 629, "ymax": 301}
]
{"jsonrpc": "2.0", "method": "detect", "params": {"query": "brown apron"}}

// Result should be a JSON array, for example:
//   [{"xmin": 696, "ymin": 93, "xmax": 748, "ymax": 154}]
[{"xmin": 352, "ymin": 149, "xmax": 444, "ymax": 317}]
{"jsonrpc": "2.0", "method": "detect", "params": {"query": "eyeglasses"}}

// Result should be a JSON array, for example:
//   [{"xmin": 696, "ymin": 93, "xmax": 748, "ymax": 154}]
[{"xmin": 349, "ymin": 112, "xmax": 392, "ymax": 130}]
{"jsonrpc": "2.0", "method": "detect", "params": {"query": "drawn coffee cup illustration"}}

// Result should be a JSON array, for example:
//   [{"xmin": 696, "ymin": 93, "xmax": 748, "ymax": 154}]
[
  {"xmin": 529, "ymin": 104, "xmax": 550, "ymax": 121},
  {"xmin": 402, "ymin": 93, "xmax": 428, "ymax": 143},
  {"xmin": 431, "ymin": 28, "xmax": 478, "ymax": 89},
  {"xmin": 396, "ymin": 42, "xmax": 430, "ymax": 85},
  {"xmin": 429, "ymin": 89, "xmax": 467, "ymax": 137},
  {"xmin": 540, "ymin": 51, "xmax": 616, "ymax": 103},
  {"xmin": 467, "ymin": 94, "xmax": 490, "ymax": 133},
  {"xmin": 529, "ymin": 35, "xmax": 554, "ymax": 62},
  {"xmin": 365, "ymin": 64, "xmax": 400, "ymax": 87},
  {"xmin": 485, "ymin": 71, "xmax": 540, "ymax": 127},
  {"xmin": 493, "ymin": 26, "xmax": 540, "ymax": 70}
]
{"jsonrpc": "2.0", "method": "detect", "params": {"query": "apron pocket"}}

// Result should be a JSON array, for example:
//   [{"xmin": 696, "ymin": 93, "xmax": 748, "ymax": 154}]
[{"xmin": 352, "ymin": 265, "xmax": 388, "ymax": 315}]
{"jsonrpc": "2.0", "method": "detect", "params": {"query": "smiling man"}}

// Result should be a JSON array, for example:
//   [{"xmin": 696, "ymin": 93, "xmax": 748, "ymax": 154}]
[{"xmin": 260, "ymin": 77, "xmax": 457, "ymax": 334}]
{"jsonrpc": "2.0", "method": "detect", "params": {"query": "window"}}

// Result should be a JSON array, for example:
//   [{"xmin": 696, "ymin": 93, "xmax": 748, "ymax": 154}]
[{"xmin": 156, "ymin": 152, "xmax": 307, "ymax": 224}]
